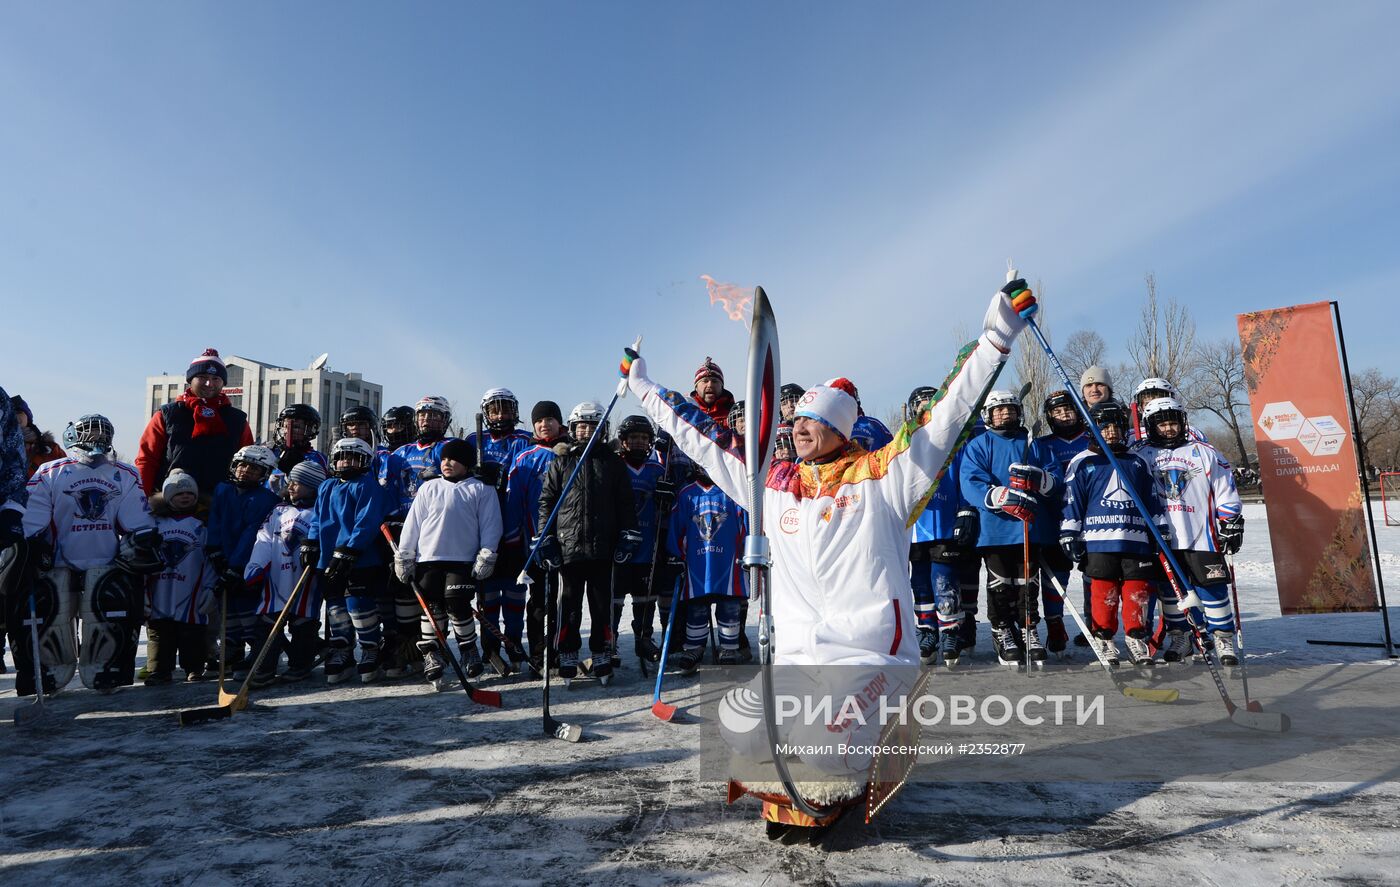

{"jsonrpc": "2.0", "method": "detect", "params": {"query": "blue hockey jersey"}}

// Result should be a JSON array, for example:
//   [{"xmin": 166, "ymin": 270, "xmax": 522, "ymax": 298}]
[
  {"xmin": 464, "ymin": 430, "xmax": 534, "ymax": 475},
  {"xmin": 623, "ymin": 458, "xmax": 666, "ymax": 564},
  {"xmin": 307, "ymin": 470, "xmax": 388, "ymax": 568},
  {"xmin": 1060, "ymin": 448, "xmax": 1168, "ymax": 555},
  {"xmin": 958, "ymin": 426, "xmax": 1063, "ymax": 546},
  {"xmin": 503, "ymin": 440, "xmax": 566, "ymax": 545},
  {"xmin": 206, "ymin": 481, "xmax": 280, "ymax": 569},
  {"xmin": 393, "ymin": 438, "xmax": 458, "ymax": 499},
  {"xmin": 667, "ymin": 480, "xmax": 746, "ymax": 600},
  {"xmin": 851, "ymin": 415, "xmax": 894, "ymax": 453},
  {"xmin": 374, "ymin": 447, "xmax": 415, "ymax": 519},
  {"xmin": 911, "ymin": 446, "xmax": 969, "ymax": 544}
]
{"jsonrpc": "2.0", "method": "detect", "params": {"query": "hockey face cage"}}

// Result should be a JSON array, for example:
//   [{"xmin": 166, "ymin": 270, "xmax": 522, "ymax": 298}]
[
  {"xmin": 338, "ymin": 406, "xmax": 379, "ymax": 444},
  {"xmin": 330, "ymin": 438, "xmax": 374, "ymax": 478},
  {"xmin": 480, "ymin": 388, "xmax": 520, "ymax": 432},
  {"xmin": 1141, "ymin": 396, "xmax": 1188, "ymax": 447},
  {"xmin": 980, "ymin": 389, "xmax": 1023, "ymax": 429},
  {"xmin": 63, "ymin": 415, "xmax": 115, "ymax": 457}
]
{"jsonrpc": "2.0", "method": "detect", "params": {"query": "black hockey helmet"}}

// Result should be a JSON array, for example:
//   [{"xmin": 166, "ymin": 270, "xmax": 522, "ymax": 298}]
[
  {"xmin": 1088, "ymin": 399, "xmax": 1130, "ymax": 439},
  {"xmin": 728, "ymin": 400, "xmax": 746, "ymax": 430},
  {"xmin": 381, "ymin": 405, "xmax": 414, "ymax": 448},
  {"xmin": 906, "ymin": 385, "xmax": 938, "ymax": 419},
  {"xmin": 339, "ymin": 405, "xmax": 379, "ymax": 443},
  {"xmin": 276, "ymin": 403, "xmax": 321, "ymax": 446},
  {"xmin": 1043, "ymin": 389, "xmax": 1085, "ymax": 435}
]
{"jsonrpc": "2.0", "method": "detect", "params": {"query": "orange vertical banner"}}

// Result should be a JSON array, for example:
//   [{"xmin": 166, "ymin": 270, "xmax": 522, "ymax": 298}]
[{"xmin": 1238, "ymin": 301, "xmax": 1376, "ymax": 615}]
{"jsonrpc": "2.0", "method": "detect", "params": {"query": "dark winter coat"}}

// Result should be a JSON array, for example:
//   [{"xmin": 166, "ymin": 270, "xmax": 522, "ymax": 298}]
[
  {"xmin": 537, "ymin": 440, "xmax": 637, "ymax": 565},
  {"xmin": 136, "ymin": 398, "xmax": 253, "ymax": 496}
]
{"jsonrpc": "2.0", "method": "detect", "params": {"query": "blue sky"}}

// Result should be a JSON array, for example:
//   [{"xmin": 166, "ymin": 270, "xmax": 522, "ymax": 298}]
[{"xmin": 3, "ymin": 1, "xmax": 1398, "ymax": 454}]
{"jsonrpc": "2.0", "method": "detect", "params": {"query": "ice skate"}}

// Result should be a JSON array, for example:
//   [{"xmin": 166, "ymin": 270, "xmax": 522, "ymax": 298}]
[
  {"xmin": 1124, "ymin": 634, "xmax": 1154, "ymax": 668},
  {"xmin": 1021, "ymin": 623, "xmax": 1047, "ymax": 671},
  {"xmin": 1046, "ymin": 616, "xmax": 1070, "ymax": 661},
  {"xmin": 939, "ymin": 628, "xmax": 961, "ymax": 670},
  {"xmin": 1213, "ymin": 630, "xmax": 1239, "ymax": 668},
  {"xmin": 917, "ymin": 626, "xmax": 938, "ymax": 669},
  {"xmin": 991, "ymin": 625, "xmax": 1022, "ymax": 671}
]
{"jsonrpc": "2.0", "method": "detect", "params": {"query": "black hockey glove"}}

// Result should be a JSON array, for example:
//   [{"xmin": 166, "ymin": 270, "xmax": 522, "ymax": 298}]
[
  {"xmin": 205, "ymin": 546, "xmax": 229, "ymax": 576},
  {"xmin": 27, "ymin": 536, "xmax": 54, "ymax": 572},
  {"xmin": 1217, "ymin": 516, "xmax": 1244, "ymax": 555},
  {"xmin": 0, "ymin": 509, "xmax": 23, "ymax": 547},
  {"xmin": 614, "ymin": 529, "xmax": 644, "ymax": 564},
  {"xmin": 951, "ymin": 508, "xmax": 979, "ymax": 548},
  {"xmin": 474, "ymin": 461, "xmax": 502, "ymax": 488},
  {"xmin": 116, "ymin": 528, "xmax": 166, "ymax": 576},
  {"xmin": 1059, "ymin": 533, "xmax": 1086, "ymax": 565},
  {"xmin": 531, "ymin": 535, "xmax": 562, "ymax": 571},
  {"xmin": 299, "ymin": 539, "xmax": 320, "ymax": 570},
  {"xmin": 325, "ymin": 547, "xmax": 359, "ymax": 582},
  {"xmin": 218, "ymin": 568, "xmax": 245, "ymax": 598},
  {"xmin": 653, "ymin": 480, "xmax": 676, "ymax": 512}
]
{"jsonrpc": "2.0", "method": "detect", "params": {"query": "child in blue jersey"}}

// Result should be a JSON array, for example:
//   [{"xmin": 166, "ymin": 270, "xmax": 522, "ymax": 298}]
[
  {"xmin": 905, "ymin": 386, "xmax": 981, "ymax": 669},
  {"xmin": 1059, "ymin": 401, "xmax": 1170, "ymax": 667},
  {"xmin": 304, "ymin": 437, "xmax": 389, "ymax": 683},
  {"xmin": 466, "ymin": 388, "xmax": 535, "ymax": 671},
  {"xmin": 959, "ymin": 390, "xmax": 1064, "ymax": 667},
  {"xmin": 611, "ymin": 415, "xmax": 672, "ymax": 666},
  {"xmin": 1034, "ymin": 390, "xmax": 1093, "ymax": 657},
  {"xmin": 205, "ymin": 445, "xmax": 280, "ymax": 677},
  {"xmin": 266, "ymin": 404, "xmax": 329, "ymax": 498},
  {"xmin": 504, "ymin": 401, "xmax": 570, "ymax": 674},
  {"xmin": 667, "ymin": 463, "xmax": 747, "ymax": 673},
  {"xmin": 144, "ymin": 470, "xmax": 216, "ymax": 684},
  {"xmin": 393, "ymin": 396, "xmax": 458, "ymax": 497},
  {"xmin": 243, "ymin": 460, "xmax": 327, "ymax": 686}
]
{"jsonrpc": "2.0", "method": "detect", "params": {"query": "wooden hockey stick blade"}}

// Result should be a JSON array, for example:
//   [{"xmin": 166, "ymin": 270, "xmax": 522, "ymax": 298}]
[
  {"xmin": 650, "ymin": 699, "xmax": 679, "ymax": 722},
  {"xmin": 545, "ymin": 714, "xmax": 583, "ymax": 742},
  {"xmin": 1121, "ymin": 686, "xmax": 1180, "ymax": 703},
  {"xmin": 1230, "ymin": 708, "xmax": 1290, "ymax": 733},
  {"xmin": 177, "ymin": 703, "xmax": 232, "ymax": 727}
]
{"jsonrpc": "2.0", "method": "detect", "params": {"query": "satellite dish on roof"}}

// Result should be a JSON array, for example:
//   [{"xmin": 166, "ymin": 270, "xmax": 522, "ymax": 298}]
[{"xmin": 309, "ymin": 353, "xmax": 330, "ymax": 370}]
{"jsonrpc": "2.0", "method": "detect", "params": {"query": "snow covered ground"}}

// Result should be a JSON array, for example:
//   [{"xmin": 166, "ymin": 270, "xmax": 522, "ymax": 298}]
[{"xmin": 4, "ymin": 502, "xmax": 1400, "ymax": 886}]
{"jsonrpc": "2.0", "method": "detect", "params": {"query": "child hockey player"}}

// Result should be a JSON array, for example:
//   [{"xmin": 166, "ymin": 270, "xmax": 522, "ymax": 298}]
[
  {"xmin": 613, "ymin": 415, "xmax": 669, "ymax": 667},
  {"xmin": 1133, "ymin": 396, "xmax": 1244, "ymax": 666},
  {"xmin": 21, "ymin": 415, "xmax": 162, "ymax": 693},
  {"xmin": 244, "ymin": 460, "xmax": 328, "ymax": 686},
  {"xmin": 959, "ymin": 389, "xmax": 1063, "ymax": 668},
  {"xmin": 267, "ymin": 404, "xmax": 328, "ymax": 496},
  {"xmin": 466, "ymin": 388, "xmax": 534, "ymax": 673},
  {"xmin": 206, "ymin": 445, "xmax": 280, "ymax": 678},
  {"xmin": 1059, "ymin": 401, "xmax": 1171, "ymax": 667},
  {"xmin": 535, "ymin": 401, "xmax": 639, "ymax": 685},
  {"xmin": 144, "ymin": 469, "xmax": 215, "ymax": 684},
  {"xmin": 393, "ymin": 438, "xmax": 501, "ymax": 684},
  {"xmin": 907, "ymin": 386, "xmax": 980, "ymax": 669},
  {"xmin": 305, "ymin": 437, "xmax": 390, "ymax": 682},
  {"xmin": 1034, "ymin": 389, "xmax": 1093, "ymax": 658},
  {"xmin": 395, "ymin": 396, "xmax": 458, "ymax": 496},
  {"xmin": 667, "ymin": 462, "xmax": 747, "ymax": 672},
  {"xmin": 381, "ymin": 405, "xmax": 416, "ymax": 452}
]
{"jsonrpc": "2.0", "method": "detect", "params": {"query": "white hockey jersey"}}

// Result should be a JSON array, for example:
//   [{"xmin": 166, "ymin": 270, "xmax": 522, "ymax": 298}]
[
  {"xmin": 1132, "ymin": 439, "xmax": 1242, "ymax": 552},
  {"xmin": 245, "ymin": 502, "xmax": 318, "ymax": 617},
  {"xmin": 148, "ymin": 513, "xmax": 214, "ymax": 623},
  {"xmin": 399, "ymin": 477, "xmax": 502, "ymax": 564},
  {"xmin": 23, "ymin": 458, "xmax": 156, "ymax": 570}
]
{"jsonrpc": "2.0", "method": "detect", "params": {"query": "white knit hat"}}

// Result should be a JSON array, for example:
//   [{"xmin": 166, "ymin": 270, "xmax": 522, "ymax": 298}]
[
  {"xmin": 794, "ymin": 385, "xmax": 858, "ymax": 439},
  {"xmin": 162, "ymin": 468, "xmax": 199, "ymax": 500}
]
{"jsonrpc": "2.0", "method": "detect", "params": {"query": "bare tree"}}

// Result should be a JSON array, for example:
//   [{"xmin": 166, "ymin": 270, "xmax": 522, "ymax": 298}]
[
  {"xmin": 1060, "ymin": 329, "xmax": 1108, "ymax": 385},
  {"xmin": 1126, "ymin": 272, "xmax": 1197, "ymax": 389},
  {"xmin": 1186, "ymin": 338, "xmax": 1253, "ymax": 467},
  {"xmin": 1349, "ymin": 368, "xmax": 1400, "ymax": 471}
]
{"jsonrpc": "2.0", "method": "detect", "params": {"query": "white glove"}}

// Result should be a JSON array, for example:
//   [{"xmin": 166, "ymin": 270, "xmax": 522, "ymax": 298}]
[
  {"xmin": 473, "ymin": 547, "xmax": 497, "ymax": 580},
  {"xmin": 982, "ymin": 276, "xmax": 1036, "ymax": 353},
  {"xmin": 393, "ymin": 552, "xmax": 416, "ymax": 585}
]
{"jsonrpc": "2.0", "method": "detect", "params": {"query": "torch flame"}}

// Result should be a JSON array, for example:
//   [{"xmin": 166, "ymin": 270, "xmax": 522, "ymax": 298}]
[{"xmin": 701, "ymin": 274, "xmax": 753, "ymax": 325}]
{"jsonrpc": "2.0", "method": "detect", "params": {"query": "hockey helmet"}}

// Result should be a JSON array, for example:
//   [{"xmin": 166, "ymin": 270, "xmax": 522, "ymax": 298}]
[
  {"xmin": 338, "ymin": 405, "xmax": 379, "ymax": 444},
  {"xmin": 1042, "ymin": 389, "xmax": 1085, "ymax": 434},
  {"xmin": 1142, "ymin": 396, "xmax": 1188, "ymax": 447},
  {"xmin": 906, "ymin": 385, "xmax": 938, "ymax": 420},
  {"xmin": 63, "ymin": 414, "xmax": 115, "ymax": 460},
  {"xmin": 1132, "ymin": 377, "xmax": 1178, "ymax": 408},
  {"xmin": 232, "ymin": 444, "xmax": 278, "ymax": 474},
  {"xmin": 980, "ymin": 389, "xmax": 1023, "ymax": 429},
  {"xmin": 276, "ymin": 404, "xmax": 321, "ymax": 446},
  {"xmin": 1088, "ymin": 399, "xmax": 1131, "ymax": 439},
  {"xmin": 330, "ymin": 437, "xmax": 375, "ymax": 478},
  {"xmin": 480, "ymin": 388, "xmax": 520, "ymax": 432},
  {"xmin": 728, "ymin": 400, "xmax": 746, "ymax": 432},
  {"xmin": 568, "ymin": 401, "xmax": 608, "ymax": 442}
]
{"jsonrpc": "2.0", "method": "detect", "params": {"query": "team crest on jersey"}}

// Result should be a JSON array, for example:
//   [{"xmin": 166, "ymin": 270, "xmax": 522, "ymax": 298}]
[
  {"xmin": 66, "ymin": 487, "xmax": 114, "ymax": 521},
  {"xmin": 1155, "ymin": 465, "xmax": 1201, "ymax": 501},
  {"xmin": 693, "ymin": 509, "xmax": 728, "ymax": 542},
  {"xmin": 161, "ymin": 538, "xmax": 195, "ymax": 567},
  {"xmin": 1097, "ymin": 473, "xmax": 1135, "ymax": 510},
  {"xmin": 281, "ymin": 525, "xmax": 306, "ymax": 558}
]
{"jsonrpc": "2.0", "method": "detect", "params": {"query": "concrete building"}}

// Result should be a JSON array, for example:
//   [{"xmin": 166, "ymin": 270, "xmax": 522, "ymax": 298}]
[{"xmin": 145, "ymin": 354, "xmax": 383, "ymax": 454}]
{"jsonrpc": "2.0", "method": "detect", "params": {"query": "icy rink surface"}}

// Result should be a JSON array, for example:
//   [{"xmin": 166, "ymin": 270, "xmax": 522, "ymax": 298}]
[{"xmin": 3, "ymin": 501, "xmax": 1400, "ymax": 886}]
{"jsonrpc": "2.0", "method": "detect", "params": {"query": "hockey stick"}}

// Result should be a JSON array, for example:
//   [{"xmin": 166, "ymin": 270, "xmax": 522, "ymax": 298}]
[
  {"xmin": 650, "ymin": 575, "xmax": 683, "ymax": 722},
  {"xmin": 378, "ymin": 527, "xmax": 502, "ymax": 708},
  {"xmin": 179, "ymin": 569, "xmax": 310, "ymax": 726},
  {"xmin": 542, "ymin": 569, "xmax": 583, "ymax": 741},
  {"xmin": 10, "ymin": 543, "xmax": 48, "ymax": 726},
  {"xmin": 637, "ymin": 435, "xmax": 675, "ymax": 681},
  {"xmin": 515, "ymin": 336, "xmax": 642, "ymax": 585},
  {"xmin": 1225, "ymin": 556, "xmax": 1263, "ymax": 712},
  {"xmin": 1024, "ymin": 315, "xmax": 1289, "ymax": 733},
  {"xmin": 1040, "ymin": 557, "xmax": 1178, "ymax": 703}
]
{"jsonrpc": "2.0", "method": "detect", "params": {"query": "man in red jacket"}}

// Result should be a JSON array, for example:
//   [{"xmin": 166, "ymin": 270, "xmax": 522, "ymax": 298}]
[{"xmin": 136, "ymin": 348, "xmax": 254, "ymax": 496}]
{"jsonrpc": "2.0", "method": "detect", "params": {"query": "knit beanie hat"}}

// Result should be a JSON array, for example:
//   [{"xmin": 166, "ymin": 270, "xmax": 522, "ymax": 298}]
[
  {"xmin": 288, "ymin": 460, "xmax": 328, "ymax": 490},
  {"xmin": 795, "ymin": 385, "xmax": 858, "ymax": 440},
  {"xmin": 694, "ymin": 357, "xmax": 724, "ymax": 386},
  {"xmin": 531, "ymin": 400, "xmax": 563, "ymax": 424},
  {"xmin": 162, "ymin": 468, "xmax": 199, "ymax": 501},
  {"xmin": 1080, "ymin": 365, "xmax": 1113, "ymax": 390},
  {"xmin": 187, "ymin": 348, "xmax": 229, "ymax": 383},
  {"xmin": 441, "ymin": 438, "xmax": 476, "ymax": 468}
]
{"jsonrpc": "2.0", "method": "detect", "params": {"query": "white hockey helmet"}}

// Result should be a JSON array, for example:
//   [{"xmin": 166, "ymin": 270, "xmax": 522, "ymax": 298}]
[
  {"xmin": 63, "ymin": 414, "xmax": 115, "ymax": 460},
  {"xmin": 232, "ymin": 444, "xmax": 277, "ymax": 474},
  {"xmin": 980, "ymin": 390, "xmax": 1023, "ymax": 427},
  {"xmin": 568, "ymin": 401, "xmax": 608, "ymax": 441},
  {"xmin": 414, "ymin": 395, "xmax": 452, "ymax": 419},
  {"xmin": 480, "ymin": 387, "xmax": 520, "ymax": 431},
  {"xmin": 330, "ymin": 437, "xmax": 375, "ymax": 477},
  {"xmin": 1133, "ymin": 377, "xmax": 1177, "ymax": 406},
  {"xmin": 1142, "ymin": 396, "xmax": 1188, "ymax": 445}
]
